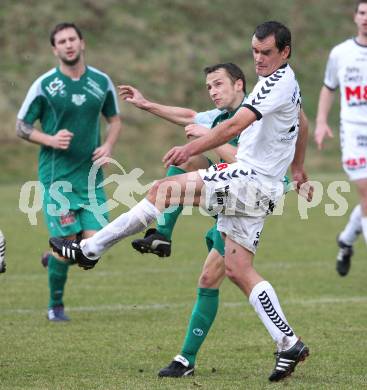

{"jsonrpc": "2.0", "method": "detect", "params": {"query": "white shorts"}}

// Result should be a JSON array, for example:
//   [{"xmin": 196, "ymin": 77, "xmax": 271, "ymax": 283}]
[
  {"xmin": 198, "ymin": 162, "xmax": 284, "ymax": 253},
  {"xmin": 341, "ymin": 122, "xmax": 367, "ymax": 181}
]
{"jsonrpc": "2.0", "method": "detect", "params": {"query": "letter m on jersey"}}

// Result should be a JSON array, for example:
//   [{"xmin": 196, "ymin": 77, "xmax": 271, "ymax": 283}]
[{"xmin": 345, "ymin": 85, "xmax": 367, "ymax": 102}]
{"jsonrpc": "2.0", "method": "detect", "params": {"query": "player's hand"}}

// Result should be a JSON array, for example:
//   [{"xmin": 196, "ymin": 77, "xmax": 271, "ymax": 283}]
[
  {"xmin": 185, "ymin": 124, "xmax": 210, "ymax": 138},
  {"xmin": 291, "ymin": 165, "xmax": 313, "ymax": 202},
  {"xmin": 92, "ymin": 143, "xmax": 112, "ymax": 167},
  {"xmin": 118, "ymin": 85, "xmax": 148, "ymax": 109},
  {"xmin": 314, "ymin": 123, "xmax": 333, "ymax": 150},
  {"xmin": 50, "ymin": 129, "xmax": 74, "ymax": 150},
  {"xmin": 163, "ymin": 145, "xmax": 190, "ymax": 168}
]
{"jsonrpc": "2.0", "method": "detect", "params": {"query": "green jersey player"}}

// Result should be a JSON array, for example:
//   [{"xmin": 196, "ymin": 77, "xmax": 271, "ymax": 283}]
[{"xmin": 17, "ymin": 22, "xmax": 122, "ymax": 321}]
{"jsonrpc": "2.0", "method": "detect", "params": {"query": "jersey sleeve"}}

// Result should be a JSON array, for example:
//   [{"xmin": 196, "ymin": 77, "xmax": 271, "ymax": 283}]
[
  {"xmin": 102, "ymin": 75, "xmax": 120, "ymax": 118},
  {"xmin": 194, "ymin": 108, "xmax": 222, "ymax": 128},
  {"xmin": 17, "ymin": 79, "xmax": 45, "ymax": 125},
  {"xmin": 323, "ymin": 48, "xmax": 339, "ymax": 90},
  {"xmin": 242, "ymin": 68, "xmax": 289, "ymax": 120}
]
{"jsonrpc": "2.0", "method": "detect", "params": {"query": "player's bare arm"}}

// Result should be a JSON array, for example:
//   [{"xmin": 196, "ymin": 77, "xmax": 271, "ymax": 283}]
[
  {"xmin": 163, "ymin": 106, "xmax": 256, "ymax": 167},
  {"xmin": 291, "ymin": 110, "xmax": 313, "ymax": 201},
  {"xmin": 92, "ymin": 114, "xmax": 122, "ymax": 163},
  {"xmin": 16, "ymin": 119, "xmax": 73, "ymax": 149},
  {"xmin": 185, "ymin": 123, "xmax": 237, "ymax": 163},
  {"xmin": 118, "ymin": 84, "xmax": 197, "ymax": 126},
  {"xmin": 314, "ymin": 86, "xmax": 335, "ymax": 150}
]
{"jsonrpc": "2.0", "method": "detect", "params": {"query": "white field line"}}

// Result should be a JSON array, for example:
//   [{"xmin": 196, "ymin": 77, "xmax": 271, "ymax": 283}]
[{"xmin": 1, "ymin": 296, "xmax": 366, "ymax": 315}]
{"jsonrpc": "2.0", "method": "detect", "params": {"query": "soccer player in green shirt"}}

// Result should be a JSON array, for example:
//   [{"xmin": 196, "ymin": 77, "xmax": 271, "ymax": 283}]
[
  {"xmin": 16, "ymin": 22, "xmax": 122, "ymax": 321},
  {"xmin": 119, "ymin": 63, "xmax": 245, "ymax": 258}
]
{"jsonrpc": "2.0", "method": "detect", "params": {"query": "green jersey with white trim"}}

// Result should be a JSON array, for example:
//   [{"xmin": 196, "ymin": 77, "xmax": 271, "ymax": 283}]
[{"xmin": 18, "ymin": 66, "xmax": 119, "ymax": 206}]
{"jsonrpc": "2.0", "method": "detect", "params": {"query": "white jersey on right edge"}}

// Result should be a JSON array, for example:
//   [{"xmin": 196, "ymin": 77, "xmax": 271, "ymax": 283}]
[
  {"xmin": 237, "ymin": 64, "xmax": 301, "ymax": 181},
  {"xmin": 324, "ymin": 38, "xmax": 367, "ymax": 124}
]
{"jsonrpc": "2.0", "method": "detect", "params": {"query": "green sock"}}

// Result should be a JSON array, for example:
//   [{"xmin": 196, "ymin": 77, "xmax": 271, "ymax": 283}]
[
  {"xmin": 181, "ymin": 288, "xmax": 219, "ymax": 366},
  {"xmin": 48, "ymin": 254, "xmax": 69, "ymax": 308},
  {"xmin": 156, "ymin": 165, "xmax": 186, "ymax": 240}
]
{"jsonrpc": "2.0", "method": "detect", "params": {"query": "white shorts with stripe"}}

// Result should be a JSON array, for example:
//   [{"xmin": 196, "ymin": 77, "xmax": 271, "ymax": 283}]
[{"xmin": 198, "ymin": 162, "xmax": 284, "ymax": 253}]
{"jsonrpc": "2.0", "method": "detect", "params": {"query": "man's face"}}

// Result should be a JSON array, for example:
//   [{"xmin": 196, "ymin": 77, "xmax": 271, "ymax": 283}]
[
  {"xmin": 206, "ymin": 68, "xmax": 243, "ymax": 110},
  {"xmin": 251, "ymin": 34, "xmax": 289, "ymax": 77},
  {"xmin": 355, "ymin": 3, "xmax": 367, "ymax": 36},
  {"xmin": 52, "ymin": 27, "xmax": 84, "ymax": 66}
]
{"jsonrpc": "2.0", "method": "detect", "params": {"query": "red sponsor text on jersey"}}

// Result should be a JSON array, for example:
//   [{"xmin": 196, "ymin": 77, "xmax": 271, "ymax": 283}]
[
  {"xmin": 344, "ymin": 157, "xmax": 367, "ymax": 170},
  {"xmin": 214, "ymin": 163, "xmax": 229, "ymax": 171}
]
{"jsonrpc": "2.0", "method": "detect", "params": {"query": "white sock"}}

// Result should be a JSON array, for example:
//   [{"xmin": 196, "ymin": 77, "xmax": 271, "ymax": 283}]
[
  {"xmin": 339, "ymin": 205, "xmax": 362, "ymax": 245},
  {"xmin": 361, "ymin": 216, "xmax": 367, "ymax": 244},
  {"xmin": 249, "ymin": 281, "xmax": 298, "ymax": 351},
  {"xmin": 81, "ymin": 198, "xmax": 161, "ymax": 257}
]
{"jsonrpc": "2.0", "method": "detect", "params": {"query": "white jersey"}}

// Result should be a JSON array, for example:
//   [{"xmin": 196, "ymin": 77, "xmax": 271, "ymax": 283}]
[
  {"xmin": 324, "ymin": 38, "xmax": 367, "ymax": 124},
  {"xmin": 237, "ymin": 64, "xmax": 301, "ymax": 181}
]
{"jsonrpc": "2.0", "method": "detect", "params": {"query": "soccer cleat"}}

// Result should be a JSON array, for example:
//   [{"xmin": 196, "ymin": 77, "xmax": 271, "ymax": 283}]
[
  {"xmin": 47, "ymin": 305, "xmax": 70, "ymax": 322},
  {"xmin": 0, "ymin": 230, "xmax": 6, "ymax": 273},
  {"xmin": 158, "ymin": 355, "xmax": 195, "ymax": 377},
  {"xmin": 131, "ymin": 228, "xmax": 171, "ymax": 257},
  {"xmin": 336, "ymin": 237, "xmax": 353, "ymax": 277},
  {"xmin": 269, "ymin": 339, "xmax": 309, "ymax": 382},
  {"xmin": 49, "ymin": 238, "xmax": 99, "ymax": 270}
]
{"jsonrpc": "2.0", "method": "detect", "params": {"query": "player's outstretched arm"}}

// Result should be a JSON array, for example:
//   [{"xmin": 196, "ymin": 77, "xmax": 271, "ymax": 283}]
[
  {"xmin": 314, "ymin": 86, "xmax": 335, "ymax": 150},
  {"xmin": 163, "ymin": 107, "xmax": 256, "ymax": 167},
  {"xmin": 118, "ymin": 84, "xmax": 197, "ymax": 126}
]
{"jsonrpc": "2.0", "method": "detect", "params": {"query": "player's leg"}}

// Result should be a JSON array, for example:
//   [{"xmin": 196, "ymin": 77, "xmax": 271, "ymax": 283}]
[
  {"xmin": 44, "ymin": 189, "xmax": 85, "ymax": 321},
  {"xmin": 132, "ymin": 155, "xmax": 211, "ymax": 257},
  {"xmin": 159, "ymin": 227, "xmax": 225, "ymax": 377},
  {"xmin": 0, "ymin": 229, "xmax": 6, "ymax": 273},
  {"xmin": 50, "ymin": 171, "xmax": 206, "ymax": 262},
  {"xmin": 337, "ymin": 178, "xmax": 367, "ymax": 276},
  {"xmin": 337, "ymin": 124, "xmax": 365, "ymax": 275},
  {"xmin": 223, "ymin": 234, "xmax": 309, "ymax": 382},
  {"xmin": 337, "ymin": 203, "xmax": 361, "ymax": 276}
]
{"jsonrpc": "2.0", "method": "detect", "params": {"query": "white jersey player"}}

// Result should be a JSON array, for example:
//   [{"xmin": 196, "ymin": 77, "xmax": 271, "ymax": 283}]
[
  {"xmin": 315, "ymin": 0, "xmax": 367, "ymax": 276},
  {"xmin": 50, "ymin": 21, "xmax": 311, "ymax": 382}
]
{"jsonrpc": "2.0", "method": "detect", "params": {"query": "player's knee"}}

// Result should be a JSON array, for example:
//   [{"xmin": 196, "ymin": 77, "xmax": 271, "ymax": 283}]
[{"xmin": 199, "ymin": 271, "xmax": 216, "ymax": 288}]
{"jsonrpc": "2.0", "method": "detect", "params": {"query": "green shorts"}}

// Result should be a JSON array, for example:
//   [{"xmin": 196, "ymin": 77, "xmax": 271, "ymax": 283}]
[
  {"xmin": 205, "ymin": 223, "xmax": 225, "ymax": 256},
  {"xmin": 43, "ymin": 187, "xmax": 109, "ymax": 238}
]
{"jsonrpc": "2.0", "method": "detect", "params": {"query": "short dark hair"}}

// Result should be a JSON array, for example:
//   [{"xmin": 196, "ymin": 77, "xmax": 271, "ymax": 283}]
[
  {"xmin": 50, "ymin": 22, "xmax": 83, "ymax": 46},
  {"xmin": 254, "ymin": 21, "xmax": 292, "ymax": 59},
  {"xmin": 355, "ymin": 0, "xmax": 367, "ymax": 12},
  {"xmin": 204, "ymin": 63, "xmax": 246, "ymax": 94}
]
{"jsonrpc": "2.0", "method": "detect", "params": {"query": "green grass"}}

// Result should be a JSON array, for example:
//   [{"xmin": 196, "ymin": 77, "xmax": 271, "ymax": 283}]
[{"xmin": 0, "ymin": 180, "xmax": 367, "ymax": 389}]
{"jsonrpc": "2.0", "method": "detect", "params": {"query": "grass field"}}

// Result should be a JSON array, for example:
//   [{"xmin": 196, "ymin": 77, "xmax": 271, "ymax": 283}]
[{"xmin": 0, "ymin": 179, "xmax": 367, "ymax": 390}]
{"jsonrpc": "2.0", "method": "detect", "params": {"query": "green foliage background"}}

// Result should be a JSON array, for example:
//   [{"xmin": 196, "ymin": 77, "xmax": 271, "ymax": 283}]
[{"xmin": 0, "ymin": 0, "xmax": 356, "ymax": 181}]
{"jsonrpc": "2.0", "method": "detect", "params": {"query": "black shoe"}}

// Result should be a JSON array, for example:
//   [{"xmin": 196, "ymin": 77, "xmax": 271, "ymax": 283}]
[
  {"xmin": 0, "ymin": 230, "xmax": 6, "ymax": 273},
  {"xmin": 131, "ymin": 228, "xmax": 171, "ymax": 257},
  {"xmin": 49, "ymin": 238, "xmax": 99, "ymax": 270},
  {"xmin": 158, "ymin": 355, "xmax": 194, "ymax": 377},
  {"xmin": 269, "ymin": 339, "xmax": 309, "ymax": 382},
  {"xmin": 47, "ymin": 305, "xmax": 70, "ymax": 322},
  {"xmin": 336, "ymin": 237, "xmax": 353, "ymax": 277}
]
